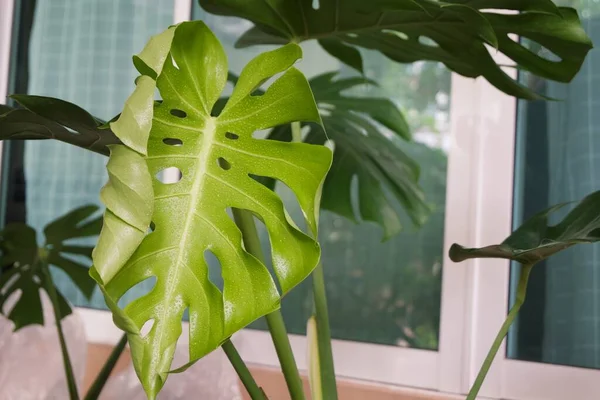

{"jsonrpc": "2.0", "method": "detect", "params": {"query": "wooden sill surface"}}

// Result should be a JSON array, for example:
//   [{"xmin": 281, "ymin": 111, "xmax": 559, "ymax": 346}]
[{"xmin": 85, "ymin": 343, "xmax": 462, "ymax": 400}]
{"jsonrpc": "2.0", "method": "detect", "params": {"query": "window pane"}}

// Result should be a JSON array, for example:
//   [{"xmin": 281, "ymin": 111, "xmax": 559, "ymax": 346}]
[
  {"xmin": 6, "ymin": 0, "xmax": 173, "ymax": 308},
  {"xmin": 510, "ymin": 1, "xmax": 600, "ymax": 368},
  {"xmin": 193, "ymin": 7, "xmax": 450, "ymax": 349}
]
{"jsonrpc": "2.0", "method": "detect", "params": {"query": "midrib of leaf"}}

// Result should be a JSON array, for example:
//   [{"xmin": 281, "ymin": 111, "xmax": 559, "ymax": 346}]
[
  {"xmin": 149, "ymin": 116, "xmax": 218, "ymax": 375},
  {"xmin": 286, "ymin": 12, "xmax": 504, "ymax": 43}
]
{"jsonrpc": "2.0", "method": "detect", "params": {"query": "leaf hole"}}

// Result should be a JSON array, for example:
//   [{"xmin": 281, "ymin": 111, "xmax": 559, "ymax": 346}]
[
  {"xmin": 312, "ymin": 0, "xmax": 320, "ymax": 10},
  {"xmin": 117, "ymin": 276, "xmax": 157, "ymax": 309},
  {"xmin": 250, "ymin": 72, "xmax": 284, "ymax": 97},
  {"xmin": 163, "ymin": 138, "xmax": 183, "ymax": 146},
  {"xmin": 518, "ymin": 38, "xmax": 562, "ymax": 63},
  {"xmin": 1, "ymin": 288, "xmax": 22, "ymax": 315},
  {"xmin": 170, "ymin": 109, "xmax": 187, "ymax": 118},
  {"xmin": 225, "ymin": 132, "xmax": 239, "ymax": 140},
  {"xmin": 218, "ymin": 157, "xmax": 231, "ymax": 170},
  {"xmin": 171, "ymin": 56, "xmax": 180, "ymax": 70},
  {"xmin": 418, "ymin": 36, "xmax": 439, "ymax": 48},
  {"xmin": 140, "ymin": 319, "xmax": 154, "ymax": 338},
  {"xmin": 204, "ymin": 249, "xmax": 224, "ymax": 291},
  {"xmin": 156, "ymin": 167, "xmax": 182, "ymax": 184},
  {"xmin": 149, "ymin": 221, "xmax": 156, "ymax": 233},
  {"xmin": 383, "ymin": 30, "xmax": 408, "ymax": 40}
]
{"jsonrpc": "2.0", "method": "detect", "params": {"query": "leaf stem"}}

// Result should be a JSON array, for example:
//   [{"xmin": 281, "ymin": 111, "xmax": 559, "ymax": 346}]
[
  {"xmin": 291, "ymin": 120, "xmax": 302, "ymax": 143},
  {"xmin": 231, "ymin": 208, "xmax": 306, "ymax": 400},
  {"xmin": 83, "ymin": 333, "xmax": 128, "ymax": 400},
  {"xmin": 291, "ymin": 121, "xmax": 337, "ymax": 399},
  {"xmin": 311, "ymin": 263, "xmax": 338, "ymax": 399},
  {"xmin": 40, "ymin": 257, "xmax": 80, "ymax": 400},
  {"xmin": 222, "ymin": 339, "xmax": 268, "ymax": 400},
  {"xmin": 467, "ymin": 263, "xmax": 534, "ymax": 400}
]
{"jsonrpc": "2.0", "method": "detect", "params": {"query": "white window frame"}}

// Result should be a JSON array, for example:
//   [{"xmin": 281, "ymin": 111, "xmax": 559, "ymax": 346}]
[
  {"xmin": 0, "ymin": 0, "xmax": 15, "ymax": 173},
  {"xmin": 2, "ymin": 0, "xmax": 600, "ymax": 398}
]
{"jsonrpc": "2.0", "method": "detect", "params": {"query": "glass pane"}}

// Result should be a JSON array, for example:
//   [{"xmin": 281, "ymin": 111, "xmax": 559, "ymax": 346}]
[
  {"xmin": 5, "ymin": 0, "xmax": 174, "ymax": 308},
  {"xmin": 193, "ymin": 7, "xmax": 450, "ymax": 349},
  {"xmin": 510, "ymin": 1, "xmax": 600, "ymax": 368}
]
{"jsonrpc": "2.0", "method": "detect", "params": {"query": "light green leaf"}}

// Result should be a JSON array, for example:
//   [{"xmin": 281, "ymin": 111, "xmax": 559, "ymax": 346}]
[
  {"xmin": 92, "ymin": 145, "xmax": 154, "ymax": 283},
  {"xmin": 110, "ymin": 26, "xmax": 176, "ymax": 155},
  {"xmin": 0, "ymin": 206, "xmax": 102, "ymax": 330},
  {"xmin": 199, "ymin": 0, "xmax": 593, "ymax": 99},
  {"xmin": 269, "ymin": 72, "xmax": 428, "ymax": 239},
  {"xmin": 133, "ymin": 26, "xmax": 176, "ymax": 79},
  {"xmin": 450, "ymin": 189, "xmax": 600, "ymax": 265},
  {"xmin": 91, "ymin": 21, "xmax": 332, "ymax": 399}
]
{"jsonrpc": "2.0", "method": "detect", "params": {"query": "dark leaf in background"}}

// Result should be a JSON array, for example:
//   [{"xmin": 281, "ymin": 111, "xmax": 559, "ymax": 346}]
[
  {"xmin": 0, "ymin": 205, "xmax": 102, "ymax": 330},
  {"xmin": 450, "ymin": 190, "xmax": 600, "ymax": 264},
  {"xmin": 269, "ymin": 72, "xmax": 430, "ymax": 239},
  {"xmin": 0, "ymin": 95, "xmax": 121, "ymax": 156},
  {"xmin": 199, "ymin": 0, "xmax": 593, "ymax": 99}
]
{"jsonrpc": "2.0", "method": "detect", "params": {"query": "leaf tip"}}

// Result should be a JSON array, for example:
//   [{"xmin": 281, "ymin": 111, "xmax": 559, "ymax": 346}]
[{"xmin": 449, "ymin": 243, "xmax": 468, "ymax": 262}]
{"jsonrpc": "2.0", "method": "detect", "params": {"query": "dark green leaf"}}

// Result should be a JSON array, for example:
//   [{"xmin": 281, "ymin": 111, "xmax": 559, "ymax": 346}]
[
  {"xmin": 269, "ymin": 72, "xmax": 429, "ymax": 239},
  {"xmin": 48, "ymin": 253, "xmax": 96, "ymax": 299},
  {"xmin": 0, "ymin": 97, "xmax": 121, "ymax": 156},
  {"xmin": 44, "ymin": 204, "xmax": 102, "ymax": 245},
  {"xmin": 0, "ymin": 206, "xmax": 102, "ymax": 329},
  {"xmin": 450, "ymin": 190, "xmax": 600, "ymax": 265},
  {"xmin": 199, "ymin": 0, "xmax": 592, "ymax": 99},
  {"xmin": 318, "ymin": 39, "xmax": 364, "ymax": 73}
]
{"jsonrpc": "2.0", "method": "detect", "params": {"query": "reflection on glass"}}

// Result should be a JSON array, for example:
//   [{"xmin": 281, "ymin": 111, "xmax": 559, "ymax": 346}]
[
  {"xmin": 510, "ymin": 0, "xmax": 600, "ymax": 368},
  {"xmin": 193, "ymin": 7, "xmax": 450, "ymax": 349}
]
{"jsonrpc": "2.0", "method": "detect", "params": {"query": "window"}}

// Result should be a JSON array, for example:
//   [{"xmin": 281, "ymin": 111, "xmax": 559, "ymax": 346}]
[
  {"xmin": 510, "ymin": 6, "xmax": 600, "ymax": 370},
  {"xmin": 2, "ymin": 1, "xmax": 600, "ymax": 399}
]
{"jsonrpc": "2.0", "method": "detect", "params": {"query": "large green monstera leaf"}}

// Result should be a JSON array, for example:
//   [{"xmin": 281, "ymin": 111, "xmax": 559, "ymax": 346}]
[
  {"xmin": 0, "ymin": 205, "xmax": 101, "ymax": 330},
  {"xmin": 269, "ymin": 72, "xmax": 428, "ymax": 239},
  {"xmin": 90, "ymin": 21, "xmax": 332, "ymax": 398},
  {"xmin": 199, "ymin": 0, "xmax": 592, "ymax": 99}
]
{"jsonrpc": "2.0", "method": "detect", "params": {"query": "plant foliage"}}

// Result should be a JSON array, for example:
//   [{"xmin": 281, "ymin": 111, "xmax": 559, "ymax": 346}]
[
  {"xmin": 450, "ymin": 189, "xmax": 600, "ymax": 399},
  {"xmin": 269, "ymin": 72, "xmax": 428, "ymax": 239},
  {"xmin": 0, "ymin": 205, "xmax": 101, "ymax": 330},
  {"xmin": 199, "ymin": 0, "xmax": 593, "ymax": 99},
  {"xmin": 0, "ymin": 97, "xmax": 119, "ymax": 156},
  {"xmin": 88, "ymin": 21, "xmax": 332, "ymax": 398},
  {"xmin": 450, "ymin": 189, "xmax": 600, "ymax": 264}
]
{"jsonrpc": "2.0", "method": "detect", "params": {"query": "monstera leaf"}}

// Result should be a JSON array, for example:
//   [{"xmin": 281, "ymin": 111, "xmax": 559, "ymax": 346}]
[
  {"xmin": 0, "ymin": 96, "xmax": 120, "ymax": 156},
  {"xmin": 90, "ymin": 21, "xmax": 332, "ymax": 398},
  {"xmin": 450, "ymin": 189, "xmax": 600, "ymax": 264},
  {"xmin": 0, "ymin": 205, "xmax": 101, "ymax": 330},
  {"xmin": 449, "ymin": 190, "xmax": 600, "ymax": 400},
  {"xmin": 269, "ymin": 72, "xmax": 428, "ymax": 239},
  {"xmin": 199, "ymin": 0, "xmax": 593, "ymax": 99}
]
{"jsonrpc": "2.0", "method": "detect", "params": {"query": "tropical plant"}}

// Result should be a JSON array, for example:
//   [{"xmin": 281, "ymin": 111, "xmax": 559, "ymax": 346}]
[
  {"xmin": 450, "ymin": 190, "xmax": 600, "ymax": 400},
  {"xmin": 0, "ymin": 1, "xmax": 594, "ymax": 399},
  {"xmin": 0, "ymin": 205, "xmax": 127, "ymax": 399}
]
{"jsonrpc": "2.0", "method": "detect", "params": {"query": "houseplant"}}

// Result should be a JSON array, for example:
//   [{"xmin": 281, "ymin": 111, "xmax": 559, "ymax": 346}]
[{"xmin": 0, "ymin": 1, "xmax": 595, "ymax": 399}]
